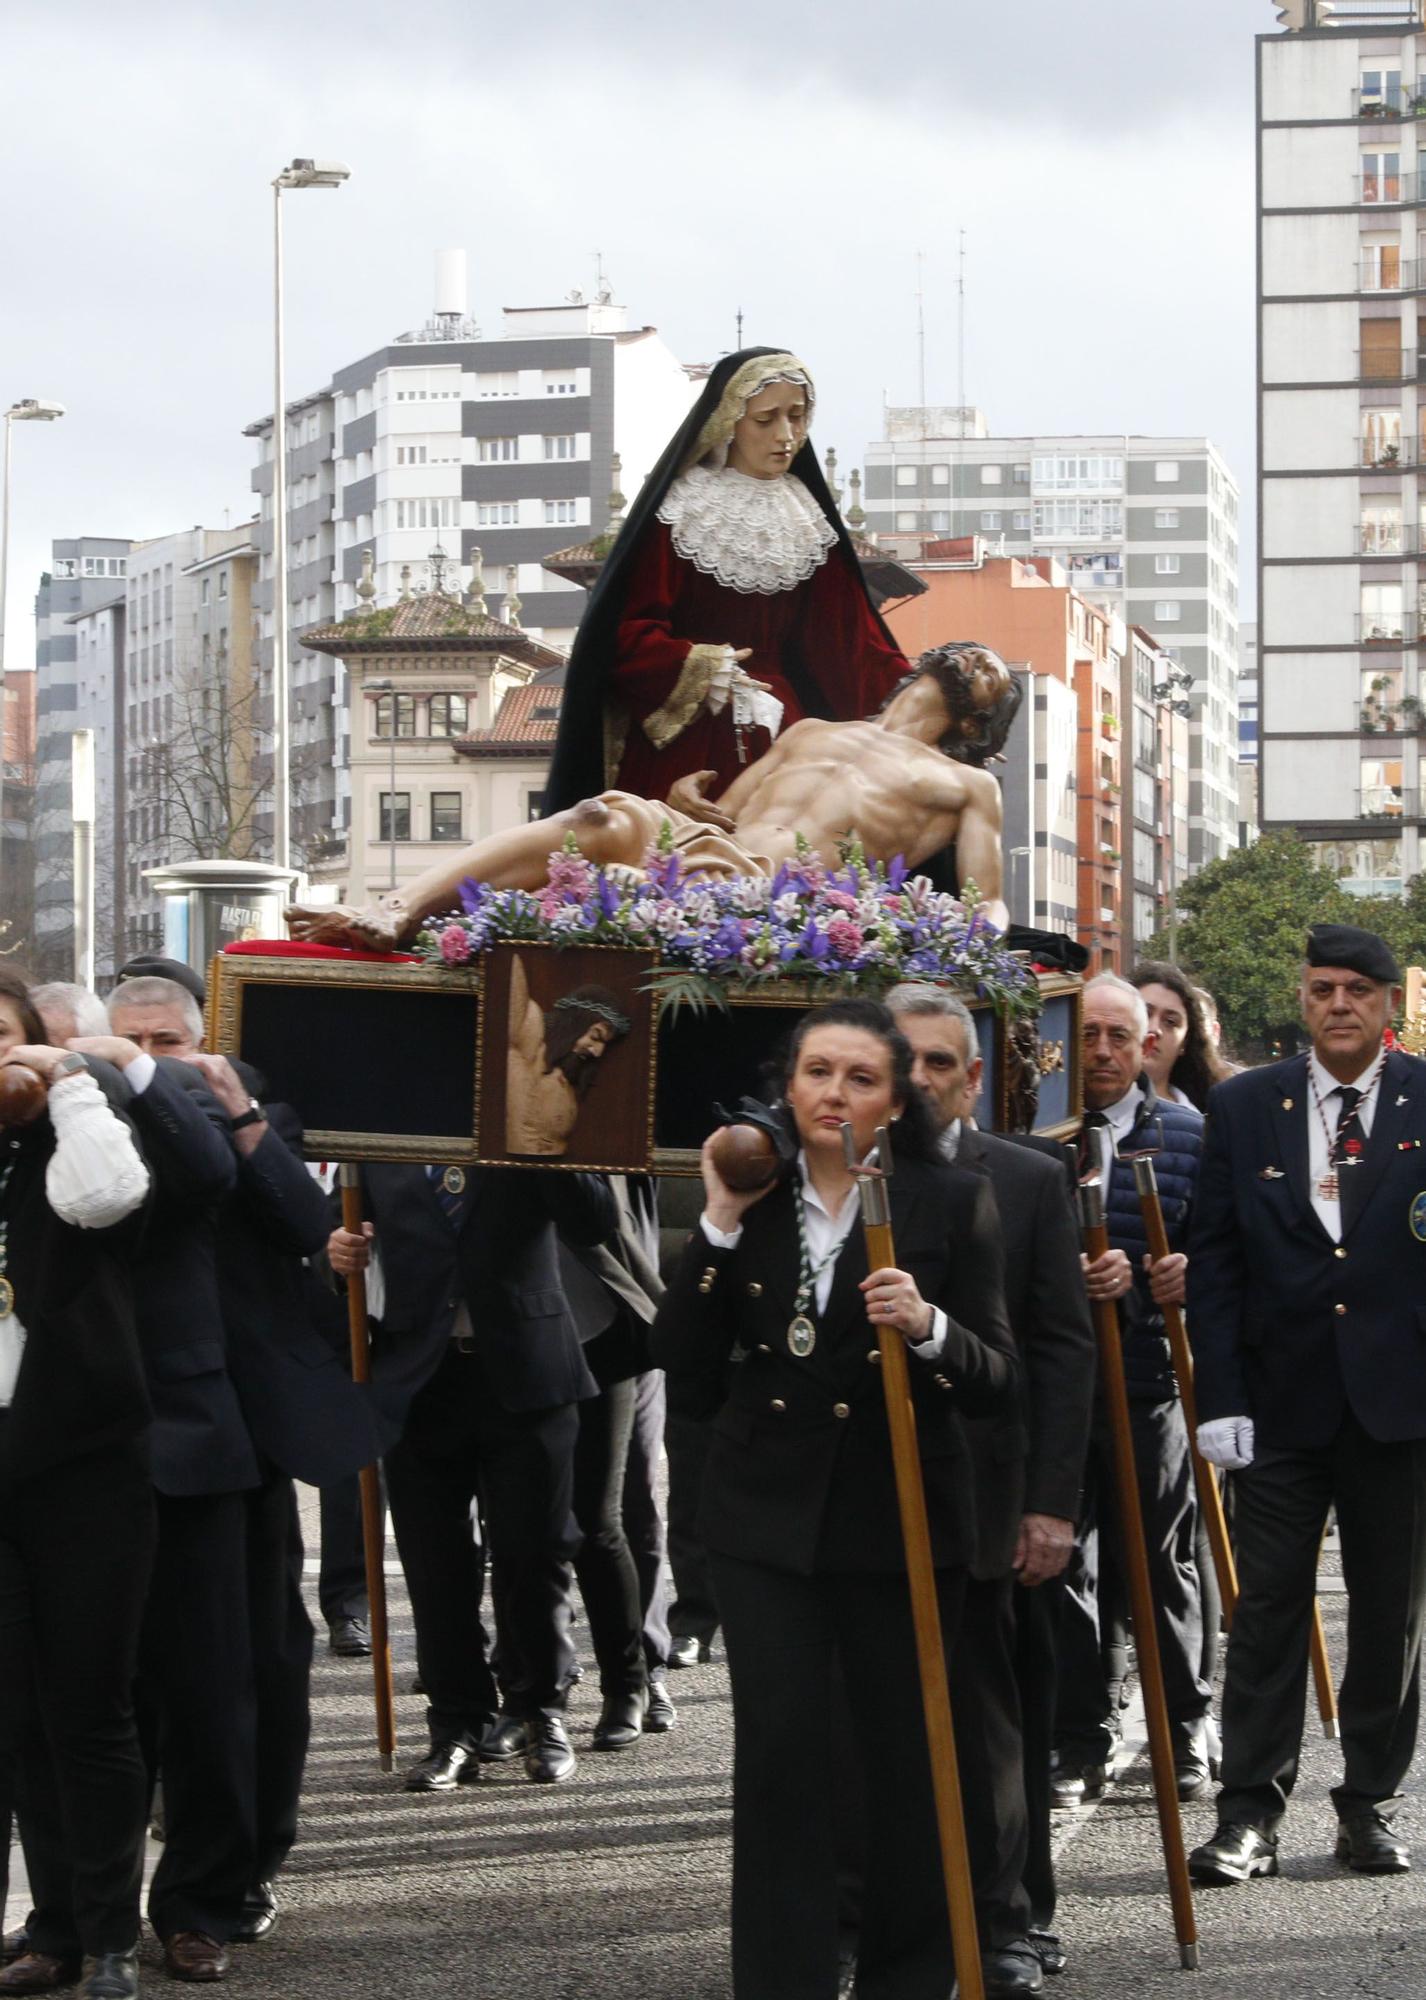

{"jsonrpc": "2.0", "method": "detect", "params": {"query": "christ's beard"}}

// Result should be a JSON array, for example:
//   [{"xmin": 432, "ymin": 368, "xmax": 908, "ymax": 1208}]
[{"xmin": 555, "ymin": 1052, "xmax": 600, "ymax": 1100}]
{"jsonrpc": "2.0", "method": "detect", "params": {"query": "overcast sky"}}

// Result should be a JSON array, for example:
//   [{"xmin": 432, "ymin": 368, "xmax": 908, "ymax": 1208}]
[{"xmin": 1, "ymin": 0, "xmax": 1264, "ymax": 669}]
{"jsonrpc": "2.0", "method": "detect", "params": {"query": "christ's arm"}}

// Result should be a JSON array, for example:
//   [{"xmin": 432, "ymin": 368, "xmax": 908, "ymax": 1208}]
[
  {"xmin": 920, "ymin": 764, "xmax": 1008, "ymax": 930},
  {"xmin": 509, "ymin": 954, "xmax": 546, "ymax": 1065}
]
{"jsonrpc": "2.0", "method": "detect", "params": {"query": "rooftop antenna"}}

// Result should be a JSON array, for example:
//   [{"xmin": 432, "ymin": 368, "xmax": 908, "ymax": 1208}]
[
  {"xmin": 915, "ymin": 250, "xmax": 927, "ymax": 423},
  {"xmin": 593, "ymin": 248, "xmax": 612, "ymax": 304},
  {"xmin": 957, "ymin": 230, "xmax": 967, "ymax": 439},
  {"xmin": 736, "ymin": 306, "xmax": 744, "ymax": 348}
]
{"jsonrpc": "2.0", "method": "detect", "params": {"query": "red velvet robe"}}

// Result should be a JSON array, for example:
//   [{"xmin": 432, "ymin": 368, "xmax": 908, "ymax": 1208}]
[{"xmin": 610, "ymin": 520, "xmax": 908, "ymax": 802}]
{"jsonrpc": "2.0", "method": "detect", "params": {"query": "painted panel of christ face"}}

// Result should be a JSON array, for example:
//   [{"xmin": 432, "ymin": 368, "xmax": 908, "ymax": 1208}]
[{"xmin": 475, "ymin": 943, "xmax": 658, "ymax": 1170}]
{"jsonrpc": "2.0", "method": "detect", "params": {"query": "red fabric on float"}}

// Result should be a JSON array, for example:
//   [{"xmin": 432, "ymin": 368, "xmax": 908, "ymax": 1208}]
[{"xmin": 220, "ymin": 940, "xmax": 422, "ymax": 964}]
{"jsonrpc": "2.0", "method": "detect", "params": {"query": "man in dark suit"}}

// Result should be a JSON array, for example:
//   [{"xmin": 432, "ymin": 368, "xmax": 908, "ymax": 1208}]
[
  {"xmin": 1188, "ymin": 923, "xmax": 1426, "ymax": 1885},
  {"xmin": 889, "ymin": 985, "xmax": 1096, "ymax": 1999},
  {"xmin": 329, "ymin": 1163, "xmax": 613, "ymax": 1788}
]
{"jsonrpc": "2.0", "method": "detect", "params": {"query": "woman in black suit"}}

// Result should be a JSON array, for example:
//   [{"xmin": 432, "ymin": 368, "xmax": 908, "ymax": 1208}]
[{"xmin": 650, "ymin": 998, "xmax": 1019, "ymax": 2000}]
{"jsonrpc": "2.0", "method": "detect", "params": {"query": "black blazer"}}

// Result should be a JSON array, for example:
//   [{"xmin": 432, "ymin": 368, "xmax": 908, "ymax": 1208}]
[
  {"xmin": 123, "ymin": 1059, "xmax": 259, "ymax": 1498},
  {"xmin": 360, "ymin": 1164, "xmax": 614, "ymax": 1431},
  {"xmin": 1189, "ymin": 1047, "xmax": 1426, "ymax": 1449},
  {"xmin": 0, "ymin": 1070, "xmax": 151, "ymax": 1482},
  {"xmin": 218, "ymin": 1098, "xmax": 391, "ymax": 1487},
  {"xmin": 957, "ymin": 1127, "xmax": 1096, "ymax": 1578},
  {"xmin": 649, "ymin": 1156, "xmax": 1020, "ymax": 1576}
]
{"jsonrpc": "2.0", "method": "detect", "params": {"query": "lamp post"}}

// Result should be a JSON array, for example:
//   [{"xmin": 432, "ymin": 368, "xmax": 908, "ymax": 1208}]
[
  {"xmin": 1008, "ymin": 845, "xmax": 1031, "ymax": 926},
  {"xmin": 366, "ymin": 678, "xmax": 398, "ymax": 890},
  {"xmin": 269, "ymin": 158, "xmax": 349, "ymax": 876},
  {"xmin": 1152, "ymin": 668, "xmax": 1194, "ymax": 965},
  {"xmin": 1, "ymin": 397, "xmax": 65, "ymax": 922}
]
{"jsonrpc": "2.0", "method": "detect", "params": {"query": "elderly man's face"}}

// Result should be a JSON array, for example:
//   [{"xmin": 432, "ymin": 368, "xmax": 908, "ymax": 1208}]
[
  {"xmin": 1299, "ymin": 966, "xmax": 1398, "ymax": 1077},
  {"xmin": 1082, "ymin": 987, "xmax": 1145, "ymax": 1110},
  {"xmin": 109, "ymin": 1000, "xmax": 200, "ymax": 1058},
  {"xmin": 895, "ymin": 1010, "xmax": 982, "ymax": 1133},
  {"xmin": 35, "ymin": 1000, "xmax": 78, "ymax": 1046}
]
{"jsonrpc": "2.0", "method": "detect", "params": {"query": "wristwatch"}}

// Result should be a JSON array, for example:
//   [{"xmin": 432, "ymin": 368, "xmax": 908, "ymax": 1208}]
[
  {"xmin": 50, "ymin": 1052, "xmax": 89, "ymax": 1081},
  {"xmin": 229, "ymin": 1098, "xmax": 265, "ymax": 1133}
]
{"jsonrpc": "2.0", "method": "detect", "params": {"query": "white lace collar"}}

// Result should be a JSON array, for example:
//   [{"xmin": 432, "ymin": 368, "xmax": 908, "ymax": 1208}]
[{"xmin": 657, "ymin": 464, "xmax": 838, "ymax": 596}]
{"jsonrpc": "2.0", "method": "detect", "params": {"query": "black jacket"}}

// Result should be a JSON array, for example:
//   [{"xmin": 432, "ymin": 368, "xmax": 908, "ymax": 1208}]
[
  {"xmin": 649, "ymin": 1156, "xmax": 1020, "ymax": 1576},
  {"xmin": 957, "ymin": 1127, "xmax": 1096, "ymax": 1578},
  {"xmin": 124, "ymin": 1059, "xmax": 258, "ymax": 1498},
  {"xmin": 0, "ymin": 1066, "xmax": 151, "ymax": 1482},
  {"xmin": 359, "ymin": 1164, "xmax": 615, "ymax": 1432},
  {"xmin": 1189, "ymin": 1047, "xmax": 1426, "ymax": 1449}
]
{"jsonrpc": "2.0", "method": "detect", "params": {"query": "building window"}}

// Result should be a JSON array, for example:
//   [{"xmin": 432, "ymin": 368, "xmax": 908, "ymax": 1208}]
[
  {"xmin": 1032, "ymin": 498, "xmax": 1124, "ymax": 539},
  {"xmin": 430, "ymin": 791, "xmax": 463, "ymax": 841},
  {"xmin": 396, "ymin": 444, "xmax": 428, "ymax": 466},
  {"xmin": 545, "ymin": 379, "xmax": 578, "ymax": 395},
  {"xmin": 428, "ymin": 693, "xmax": 469, "ymax": 737},
  {"xmin": 1363, "ymin": 409, "xmax": 1403, "ymax": 466},
  {"xmin": 477, "ymin": 436, "xmax": 517, "ymax": 463},
  {"xmin": 1153, "ymin": 601, "xmax": 1182, "ymax": 622},
  {"xmin": 477, "ymin": 501, "xmax": 519, "ymax": 527},
  {"xmin": 981, "ymin": 465, "xmax": 1002, "ymax": 486},
  {"xmin": 895, "ymin": 511, "xmax": 917, "ymax": 531},
  {"xmin": 475, "ymin": 372, "xmax": 519, "ymax": 398},
  {"xmin": 379, "ymin": 792, "xmax": 411, "ymax": 842},
  {"xmin": 1013, "ymin": 463, "xmax": 1030, "ymax": 483},
  {"xmin": 980, "ymin": 512, "xmax": 1003, "ymax": 530},
  {"xmin": 1154, "ymin": 508, "xmax": 1181, "ymax": 529},
  {"xmin": 218, "ymin": 572, "xmax": 229, "ymax": 598},
  {"xmin": 1155, "ymin": 553, "xmax": 1182, "ymax": 574},
  {"xmin": 373, "ymin": 693, "xmax": 418, "ymax": 738},
  {"xmin": 1012, "ymin": 511, "xmax": 1031, "ymax": 531},
  {"xmin": 1361, "ymin": 150, "xmax": 1402, "ymax": 203},
  {"xmin": 543, "ymin": 499, "xmax": 578, "ymax": 525},
  {"xmin": 927, "ymin": 511, "xmax": 951, "ymax": 532},
  {"xmin": 930, "ymin": 465, "xmax": 950, "ymax": 487},
  {"xmin": 53, "ymin": 559, "xmax": 76, "ymax": 579},
  {"xmin": 543, "ymin": 434, "xmax": 577, "ymax": 460},
  {"xmin": 1154, "ymin": 461, "xmax": 1181, "ymax": 483},
  {"xmin": 1032, "ymin": 454, "xmax": 1124, "ymax": 491},
  {"xmin": 201, "ymin": 578, "xmax": 211, "ymax": 604},
  {"xmin": 525, "ymin": 790, "xmax": 546, "ymax": 821},
  {"xmin": 895, "ymin": 465, "xmax": 919, "ymax": 488},
  {"xmin": 395, "ymin": 498, "xmax": 458, "ymax": 529}
]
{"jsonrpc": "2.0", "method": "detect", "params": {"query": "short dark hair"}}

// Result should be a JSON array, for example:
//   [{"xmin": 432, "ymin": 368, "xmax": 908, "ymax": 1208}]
[
  {"xmin": 0, "ymin": 970, "xmax": 49, "ymax": 1048},
  {"xmin": 880, "ymin": 642, "xmax": 1023, "ymax": 767},
  {"xmin": 781, "ymin": 998, "xmax": 941, "ymax": 1163}
]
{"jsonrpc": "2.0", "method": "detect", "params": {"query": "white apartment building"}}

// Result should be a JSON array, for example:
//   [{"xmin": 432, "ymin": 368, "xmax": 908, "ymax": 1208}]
[
  {"xmin": 245, "ymin": 254, "xmax": 698, "ymax": 875},
  {"xmin": 1259, "ymin": 0, "xmax": 1426, "ymax": 899},
  {"xmin": 863, "ymin": 410, "xmax": 1241, "ymax": 871}
]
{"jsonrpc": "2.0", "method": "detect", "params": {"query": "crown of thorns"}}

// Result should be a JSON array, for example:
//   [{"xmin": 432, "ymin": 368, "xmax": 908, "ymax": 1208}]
[{"xmin": 552, "ymin": 994, "xmax": 631, "ymax": 1033}]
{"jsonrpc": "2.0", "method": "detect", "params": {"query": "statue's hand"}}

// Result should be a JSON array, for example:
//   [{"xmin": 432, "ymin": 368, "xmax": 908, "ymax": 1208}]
[
  {"xmin": 666, "ymin": 770, "xmax": 736, "ymax": 833},
  {"xmin": 284, "ymin": 901, "xmax": 409, "ymax": 952}
]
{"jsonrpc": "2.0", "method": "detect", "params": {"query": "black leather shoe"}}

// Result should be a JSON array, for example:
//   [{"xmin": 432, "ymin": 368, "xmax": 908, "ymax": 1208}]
[
  {"xmin": 1050, "ymin": 1747, "xmax": 1115, "ymax": 1808},
  {"xmin": 1027, "ymin": 1930, "xmax": 1067, "ymax": 1976},
  {"xmin": 404, "ymin": 1737, "xmax": 480, "ymax": 1791},
  {"xmin": 1336, "ymin": 1810, "xmax": 1411, "ymax": 1874},
  {"xmin": 0, "ymin": 1935, "xmax": 29, "ymax": 1968},
  {"xmin": 524, "ymin": 1712, "xmax": 576, "ymax": 1783},
  {"xmin": 478, "ymin": 1709, "xmax": 531, "ymax": 1762},
  {"xmin": 592, "ymin": 1688, "xmax": 647, "ymax": 1750},
  {"xmin": 328, "ymin": 1616, "xmax": 372, "ymax": 1658},
  {"xmin": 231, "ymin": 1882, "xmax": 277, "ymax": 1943},
  {"xmin": 669, "ymin": 1635, "xmax": 711, "ymax": 1668},
  {"xmin": 1188, "ymin": 1821, "xmax": 1279, "ymax": 1885},
  {"xmin": 0, "ymin": 1955, "xmax": 82, "ymax": 1994},
  {"xmin": 644, "ymin": 1668, "xmax": 677, "ymax": 1733},
  {"xmin": 81, "ymin": 1953, "xmax": 140, "ymax": 2000},
  {"xmin": 983, "ymin": 1938, "xmax": 1045, "ymax": 1997},
  {"xmin": 1173, "ymin": 1716, "xmax": 1220, "ymax": 1801}
]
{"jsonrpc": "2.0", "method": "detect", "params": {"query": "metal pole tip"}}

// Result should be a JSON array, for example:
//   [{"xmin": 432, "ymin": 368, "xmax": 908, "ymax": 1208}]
[{"xmin": 1179, "ymin": 1942, "xmax": 1201, "ymax": 1971}]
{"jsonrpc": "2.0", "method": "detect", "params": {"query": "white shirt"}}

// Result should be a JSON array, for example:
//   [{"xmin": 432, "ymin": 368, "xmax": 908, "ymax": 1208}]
[
  {"xmin": 1083, "ymin": 1081, "xmax": 1144, "ymax": 1186},
  {"xmin": 1306, "ymin": 1049, "xmax": 1384, "ymax": 1244},
  {"xmin": 0, "ymin": 1069, "xmax": 151, "ymax": 1409},
  {"xmin": 701, "ymin": 1152, "xmax": 949, "ymax": 1360}
]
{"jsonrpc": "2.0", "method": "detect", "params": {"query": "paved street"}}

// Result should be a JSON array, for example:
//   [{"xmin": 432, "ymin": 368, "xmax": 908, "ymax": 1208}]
[{"xmin": 11, "ymin": 1538, "xmax": 1426, "ymax": 1998}]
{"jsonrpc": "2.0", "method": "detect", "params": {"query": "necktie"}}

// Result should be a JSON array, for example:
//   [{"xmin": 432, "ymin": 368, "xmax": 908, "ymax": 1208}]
[
  {"xmin": 427, "ymin": 1163, "xmax": 467, "ymax": 1228},
  {"xmin": 1332, "ymin": 1087, "xmax": 1367, "ymax": 1224},
  {"xmin": 1077, "ymin": 1110, "xmax": 1109, "ymax": 1185}
]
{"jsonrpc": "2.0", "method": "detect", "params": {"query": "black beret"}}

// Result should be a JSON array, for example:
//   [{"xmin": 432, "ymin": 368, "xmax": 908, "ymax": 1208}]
[
  {"xmin": 114, "ymin": 954, "xmax": 207, "ymax": 1007},
  {"xmin": 1305, "ymin": 923, "xmax": 1400, "ymax": 985}
]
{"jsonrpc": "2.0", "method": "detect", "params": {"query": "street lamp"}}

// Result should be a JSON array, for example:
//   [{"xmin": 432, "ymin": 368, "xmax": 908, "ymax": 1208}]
[
  {"xmin": 1008, "ymin": 845, "xmax": 1031, "ymax": 926},
  {"xmin": 366, "ymin": 678, "xmax": 398, "ymax": 891},
  {"xmin": 269, "ymin": 158, "xmax": 349, "ymax": 876},
  {"xmin": 1, "ymin": 397, "xmax": 65, "ymax": 923},
  {"xmin": 1152, "ymin": 668, "xmax": 1194, "ymax": 965}
]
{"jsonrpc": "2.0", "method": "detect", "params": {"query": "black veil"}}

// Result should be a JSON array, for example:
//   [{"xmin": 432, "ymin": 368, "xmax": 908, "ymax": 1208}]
[{"xmin": 542, "ymin": 345, "xmax": 902, "ymax": 815}]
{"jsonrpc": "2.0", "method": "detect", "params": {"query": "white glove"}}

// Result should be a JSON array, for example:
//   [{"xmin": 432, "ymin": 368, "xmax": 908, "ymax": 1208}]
[
  {"xmin": 704, "ymin": 648, "xmax": 739, "ymax": 716},
  {"xmin": 1197, "ymin": 1415, "xmax": 1255, "ymax": 1470}
]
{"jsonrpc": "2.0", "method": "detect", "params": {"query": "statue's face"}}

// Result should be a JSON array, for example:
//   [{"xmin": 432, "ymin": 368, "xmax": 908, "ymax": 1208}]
[
  {"xmin": 727, "ymin": 380, "xmax": 809, "ymax": 480},
  {"xmin": 959, "ymin": 648, "xmax": 1012, "ymax": 722}
]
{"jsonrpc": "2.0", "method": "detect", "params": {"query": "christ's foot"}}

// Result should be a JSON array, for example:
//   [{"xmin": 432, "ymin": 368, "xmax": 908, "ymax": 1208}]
[{"xmin": 283, "ymin": 901, "xmax": 410, "ymax": 952}]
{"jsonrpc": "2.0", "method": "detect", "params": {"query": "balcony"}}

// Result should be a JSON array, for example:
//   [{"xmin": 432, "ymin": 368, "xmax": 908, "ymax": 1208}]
[
  {"xmin": 1362, "ymin": 438, "xmax": 1416, "ymax": 469},
  {"xmin": 1360, "ymin": 258, "xmax": 1421, "ymax": 291},
  {"xmin": 1356, "ymin": 612, "xmax": 1421, "ymax": 643},
  {"xmin": 1355, "ymin": 171, "xmax": 1421, "ymax": 206},
  {"xmin": 1357, "ymin": 786, "xmax": 1420, "ymax": 819},
  {"xmin": 1357, "ymin": 523, "xmax": 1422, "ymax": 555},
  {"xmin": 1356, "ymin": 347, "xmax": 1419, "ymax": 382},
  {"xmin": 1353, "ymin": 86, "xmax": 1426, "ymax": 121}
]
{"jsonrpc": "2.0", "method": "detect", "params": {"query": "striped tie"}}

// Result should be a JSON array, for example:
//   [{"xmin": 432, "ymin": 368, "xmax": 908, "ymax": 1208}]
[{"xmin": 427, "ymin": 1163, "xmax": 467, "ymax": 1228}]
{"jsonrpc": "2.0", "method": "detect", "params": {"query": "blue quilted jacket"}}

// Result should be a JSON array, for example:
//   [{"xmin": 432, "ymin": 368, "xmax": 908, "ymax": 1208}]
[{"xmin": 1102, "ymin": 1079, "xmax": 1203, "ymax": 1403}]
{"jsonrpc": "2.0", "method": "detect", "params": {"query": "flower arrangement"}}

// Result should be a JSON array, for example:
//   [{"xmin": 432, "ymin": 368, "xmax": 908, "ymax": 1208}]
[{"xmin": 414, "ymin": 829, "xmax": 1038, "ymax": 1018}]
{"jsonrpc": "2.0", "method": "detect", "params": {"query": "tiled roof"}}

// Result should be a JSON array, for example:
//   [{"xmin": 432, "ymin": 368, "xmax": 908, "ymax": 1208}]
[
  {"xmin": 301, "ymin": 591, "xmax": 566, "ymax": 666},
  {"xmin": 455, "ymin": 680, "xmax": 565, "ymax": 758}
]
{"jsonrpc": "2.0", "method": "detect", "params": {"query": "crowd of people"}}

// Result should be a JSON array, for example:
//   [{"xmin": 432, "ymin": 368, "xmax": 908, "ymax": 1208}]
[{"xmin": 1, "ymin": 918, "xmax": 1423, "ymax": 2000}]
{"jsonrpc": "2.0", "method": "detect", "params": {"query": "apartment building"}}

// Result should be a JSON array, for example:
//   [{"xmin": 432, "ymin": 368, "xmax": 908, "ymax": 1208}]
[
  {"xmin": 1259, "ymin": 0, "xmax": 1426, "ymax": 900},
  {"xmin": 863, "ymin": 411, "xmax": 1240, "ymax": 873}
]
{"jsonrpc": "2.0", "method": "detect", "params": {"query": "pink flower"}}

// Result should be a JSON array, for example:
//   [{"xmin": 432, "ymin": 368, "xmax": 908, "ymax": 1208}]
[
  {"xmin": 827, "ymin": 917, "xmax": 863, "ymax": 958},
  {"xmin": 544, "ymin": 849, "xmax": 593, "ymax": 902},
  {"xmin": 823, "ymin": 889, "xmax": 860, "ymax": 913},
  {"xmin": 440, "ymin": 924, "xmax": 473, "ymax": 965}
]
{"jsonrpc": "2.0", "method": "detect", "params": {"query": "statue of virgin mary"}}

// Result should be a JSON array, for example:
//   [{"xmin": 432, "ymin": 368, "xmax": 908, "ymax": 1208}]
[{"xmin": 542, "ymin": 346, "xmax": 908, "ymax": 814}]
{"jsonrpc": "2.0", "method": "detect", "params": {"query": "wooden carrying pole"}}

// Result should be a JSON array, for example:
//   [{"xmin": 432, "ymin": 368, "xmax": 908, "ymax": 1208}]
[
  {"xmin": 842, "ymin": 1123, "xmax": 984, "ymax": 2000},
  {"xmin": 338, "ymin": 1163, "xmax": 396, "ymax": 1771},
  {"xmin": 1080, "ymin": 1181, "xmax": 1199, "ymax": 1970},
  {"xmin": 1132, "ymin": 1158, "xmax": 1338, "ymax": 1740}
]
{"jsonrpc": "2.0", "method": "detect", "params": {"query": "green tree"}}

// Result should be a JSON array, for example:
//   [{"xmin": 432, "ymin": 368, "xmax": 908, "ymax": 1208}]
[{"xmin": 1146, "ymin": 833, "xmax": 1353, "ymax": 1056}]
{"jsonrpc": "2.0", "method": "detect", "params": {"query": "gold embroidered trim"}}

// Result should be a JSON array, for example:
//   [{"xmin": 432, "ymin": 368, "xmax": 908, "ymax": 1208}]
[
  {"xmin": 681, "ymin": 354, "xmax": 812, "ymax": 473},
  {"xmin": 642, "ymin": 645, "xmax": 725, "ymax": 749},
  {"xmin": 603, "ymin": 699, "xmax": 631, "ymax": 785}
]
